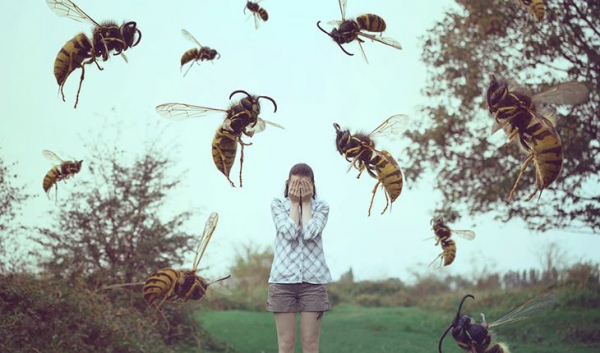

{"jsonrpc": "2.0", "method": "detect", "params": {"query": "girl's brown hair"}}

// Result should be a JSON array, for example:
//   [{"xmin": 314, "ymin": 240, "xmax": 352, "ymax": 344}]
[{"xmin": 284, "ymin": 163, "xmax": 316, "ymax": 199}]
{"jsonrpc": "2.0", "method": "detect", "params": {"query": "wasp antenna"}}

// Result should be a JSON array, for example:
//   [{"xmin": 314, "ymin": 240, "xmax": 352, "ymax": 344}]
[
  {"xmin": 438, "ymin": 324, "xmax": 453, "ymax": 353},
  {"xmin": 333, "ymin": 123, "xmax": 342, "ymax": 132},
  {"xmin": 336, "ymin": 42, "xmax": 354, "ymax": 56},
  {"xmin": 457, "ymin": 294, "xmax": 475, "ymax": 321},
  {"xmin": 316, "ymin": 21, "xmax": 354, "ymax": 57},
  {"xmin": 258, "ymin": 95, "xmax": 277, "ymax": 112},
  {"xmin": 208, "ymin": 274, "xmax": 231, "ymax": 286},
  {"xmin": 316, "ymin": 21, "xmax": 331, "ymax": 37},
  {"xmin": 134, "ymin": 28, "xmax": 142, "ymax": 47},
  {"xmin": 229, "ymin": 90, "xmax": 252, "ymax": 100}
]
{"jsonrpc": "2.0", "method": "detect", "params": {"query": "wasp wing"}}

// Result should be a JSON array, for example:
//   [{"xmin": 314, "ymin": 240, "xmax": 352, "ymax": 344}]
[
  {"xmin": 452, "ymin": 230, "xmax": 476, "ymax": 241},
  {"xmin": 43, "ymin": 150, "xmax": 65, "ymax": 164},
  {"xmin": 530, "ymin": 109, "xmax": 561, "ymax": 140},
  {"xmin": 156, "ymin": 103, "xmax": 228, "ymax": 121},
  {"xmin": 250, "ymin": 118, "xmax": 285, "ymax": 135},
  {"xmin": 357, "ymin": 41, "xmax": 370, "ymax": 64},
  {"xmin": 339, "ymin": 0, "xmax": 347, "ymax": 20},
  {"xmin": 182, "ymin": 29, "xmax": 203, "ymax": 48},
  {"xmin": 532, "ymin": 82, "xmax": 590, "ymax": 106},
  {"xmin": 253, "ymin": 13, "xmax": 261, "ymax": 30},
  {"xmin": 368, "ymin": 114, "xmax": 410, "ymax": 138},
  {"xmin": 357, "ymin": 32, "xmax": 403, "ymax": 50},
  {"xmin": 489, "ymin": 292, "xmax": 557, "ymax": 328},
  {"xmin": 46, "ymin": 0, "xmax": 101, "ymax": 26},
  {"xmin": 192, "ymin": 212, "xmax": 219, "ymax": 272}
]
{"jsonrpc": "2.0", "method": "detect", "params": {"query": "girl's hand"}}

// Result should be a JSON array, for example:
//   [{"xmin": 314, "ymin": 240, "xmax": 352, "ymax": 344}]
[
  {"xmin": 299, "ymin": 179, "xmax": 314, "ymax": 200},
  {"xmin": 288, "ymin": 179, "xmax": 302, "ymax": 203}
]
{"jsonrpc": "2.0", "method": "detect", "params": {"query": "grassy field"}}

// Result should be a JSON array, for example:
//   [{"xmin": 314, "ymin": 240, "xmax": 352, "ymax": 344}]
[{"xmin": 196, "ymin": 303, "xmax": 600, "ymax": 353}]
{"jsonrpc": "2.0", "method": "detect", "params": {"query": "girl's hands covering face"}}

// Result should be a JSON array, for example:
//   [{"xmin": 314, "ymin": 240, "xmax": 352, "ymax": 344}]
[
  {"xmin": 299, "ymin": 179, "xmax": 313, "ymax": 200},
  {"xmin": 288, "ymin": 179, "xmax": 302, "ymax": 202}
]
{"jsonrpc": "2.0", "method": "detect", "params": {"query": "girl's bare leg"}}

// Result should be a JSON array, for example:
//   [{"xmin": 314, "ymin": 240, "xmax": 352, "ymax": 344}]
[
  {"xmin": 300, "ymin": 311, "xmax": 322, "ymax": 353},
  {"xmin": 274, "ymin": 312, "xmax": 297, "ymax": 353}
]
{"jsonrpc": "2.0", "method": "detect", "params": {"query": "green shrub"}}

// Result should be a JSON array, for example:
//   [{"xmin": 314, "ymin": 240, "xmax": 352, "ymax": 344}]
[{"xmin": 0, "ymin": 273, "xmax": 234, "ymax": 353}]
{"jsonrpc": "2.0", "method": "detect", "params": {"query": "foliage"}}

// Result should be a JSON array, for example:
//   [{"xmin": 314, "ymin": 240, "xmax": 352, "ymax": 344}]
[
  {"xmin": 0, "ymin": 273, "xmax": 169, "ymax": 353},
  {"xmin": 330, "ymin": 277, "xmax": 410, "ymax": 307},
  {"xmin": 0, "ymin": 273, "xmax": 234, "ymax": 353},
  {"xmin": 0, "ymin": 150, "xmax": 29, "ymax": 273},
  {"xmin": 34, "ymin": 139, "xmax": 196, "ymax": 287},
  {"xmin": 202, "ymin": 242, "xmax": 273, "ymax": 311},
  {"xmin": 406, "ymin": 0, "xmax": 599, "ymax": 231}
]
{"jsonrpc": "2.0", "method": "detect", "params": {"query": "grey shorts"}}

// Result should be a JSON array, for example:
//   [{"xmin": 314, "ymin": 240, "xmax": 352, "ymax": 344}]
[{"xmin": 266, "ymin": 282, "xmax": 331, "ymax": 313}]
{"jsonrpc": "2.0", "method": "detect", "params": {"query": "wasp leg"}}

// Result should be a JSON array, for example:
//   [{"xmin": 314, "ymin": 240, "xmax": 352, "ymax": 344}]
[
  {"xmin": 428, "ymin": 252, "xmax": 443, "ymax": 268},
  {"xmin": 368, "ymin": 180, "xmax": 381, "ymax": 216},
  {"xmin": 526, "ymin": 160, "xmax": 544, "ymax": 201},
  {"xmin": 237, "ymin": 138, "xmax": 253, "ymax": 188},
  {"xmin": 508, "ymin": 153, "xmax": 534, "ymax": 201},
  {"xmin": 380, "ymin": 187, "xmax": 390, "ymax": 214},
  {"xmin": 73, "ymin": 57, "xmax": 96, "ymax": 109}
]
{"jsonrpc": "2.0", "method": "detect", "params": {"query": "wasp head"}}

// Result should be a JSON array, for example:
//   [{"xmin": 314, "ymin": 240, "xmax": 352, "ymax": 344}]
[
  {"xmin": 230, "ymin": 90, "xmax": 277, "ymax": 115},
  {"xmin": 120, "ymin": 21, "xmax": 142, "ymax": 49},
  {"xmin": 245, "ymin": 1, "xmax": 259, "ymax": 13},
  {"xmin": 486, "ymin": 74, "xmax": 508, "ymax": 114},
  {"xmin": 439, "ymin": 294, "xmax": 475, "ymax": 353},
  {"xmin": 333, "ymin": 123, "xmax": 351, "ymax": 155},
  {"xmin": 431, "ymin": 216, "xmax": 445, "ymax": 230},
  {"xmin": 209, "ymin": 49, "xmax": 221, "ymax": 60},
  {"xmin": 316, "ymin": 21, "xmax": 356, "ymax": 57}
]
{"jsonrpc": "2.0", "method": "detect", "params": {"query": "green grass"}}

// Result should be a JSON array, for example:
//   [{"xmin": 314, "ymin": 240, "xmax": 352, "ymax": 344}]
[{"xmin": 196, "ymin": 303, "xmax": 600, "ymax": 353}]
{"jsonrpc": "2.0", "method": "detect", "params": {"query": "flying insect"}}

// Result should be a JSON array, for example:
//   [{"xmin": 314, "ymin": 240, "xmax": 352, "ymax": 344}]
[
  {"xmin": 47, "ymin": 0, "xmax": 142, "ymax": 108},
  {"xmin": 518, "ymin": 0, "xmax": 545, "ymax": 22},
  {"xmin": 486, "ymin": 74, "xmax": 590, "ymax": 201},
  {"xmin": 180, "ymin": 29, "xmax": 220, "ymax": 76},
  {"xmin": 244, "ymin": 1, "xmax": 269, "ymax": 29},
  {"xmin": 429, "ymin": 217, "xmax": 476, "ymax": 267},
  {"xmin": 156, "ymin": 90, "xmax": 282, "ymax": 187},
  {"xmin": 143, "ymin": 212, "xmax": 230, "ymax": 308},
  {"xmin": 333, "ymin": 115, "xmax": 407, "ymax": 215},
  {"xmin": 42, "ymin": 150, "xmax": 83, "ymax": 201},
  {"xmin": 439, "ymin": 293, "xmax": 557, "ymax": 353},
  {"xmin": 316, "ymin": 0, "xmax": 402, "ymax": 63}
]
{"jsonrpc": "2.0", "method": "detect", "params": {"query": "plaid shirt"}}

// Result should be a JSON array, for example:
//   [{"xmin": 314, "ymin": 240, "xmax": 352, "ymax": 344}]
[{"xmin": 268, "ymin": 197, "xmax": 332, "ymax": 284}]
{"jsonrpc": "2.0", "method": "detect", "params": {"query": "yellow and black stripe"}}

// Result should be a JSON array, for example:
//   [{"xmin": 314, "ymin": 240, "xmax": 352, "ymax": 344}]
[
  {"xmin": 212, "ymin": 127, "xmax": 241, "ymax": 187},
  {"xmin": 441, "ymin": 239, "xmax": 456, "ymax": 266},
  {"xmin": 510, "ymin": 115, "xmax": 563, "ymax": 200},
  {"xmin": 368, "ymin": 150, "xmax": 403, "ymax": 215},
  {"xmin": 355, "ymin": 14, "xmax": 386, "ymax": 33},
  {"xmin": 142, "ymin": 268, "xmax": 180, "ymax": 307},
  {"xmin": 53, "ymin": 33, "xmax": 93, "ymax": 87},
  {"xmin": 520, "ymin": 0, "xmax": 545, "ymax": 22}
]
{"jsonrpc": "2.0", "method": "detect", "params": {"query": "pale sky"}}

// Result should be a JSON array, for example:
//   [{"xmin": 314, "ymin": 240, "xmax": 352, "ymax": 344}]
[{"xmin": 1, "ymin": 0, "xmax": 598, "ymax": 284}]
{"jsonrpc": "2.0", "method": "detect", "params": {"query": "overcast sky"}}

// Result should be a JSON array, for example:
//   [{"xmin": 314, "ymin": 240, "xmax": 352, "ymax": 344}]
[{"xmin": 1, "ymin": 0, "xmax": 598, "ymax": 284}]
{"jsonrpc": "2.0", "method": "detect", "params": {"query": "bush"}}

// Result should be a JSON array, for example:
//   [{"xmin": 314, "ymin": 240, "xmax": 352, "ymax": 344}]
[{"xmin": 0, "ymin": 273, "xmax": 234, "ymax": 353}]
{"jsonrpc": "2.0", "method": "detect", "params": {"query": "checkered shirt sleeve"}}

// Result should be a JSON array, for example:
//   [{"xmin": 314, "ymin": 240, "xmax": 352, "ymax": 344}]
[{"xmin": 268, "ymin": 198, "xmax": 333, "ymax": 284}]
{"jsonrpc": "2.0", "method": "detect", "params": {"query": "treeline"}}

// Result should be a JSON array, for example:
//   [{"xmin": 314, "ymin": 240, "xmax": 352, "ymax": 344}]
[{"xmin": 201, "ymin": 245, "xmax": 600, "ymax": 311}]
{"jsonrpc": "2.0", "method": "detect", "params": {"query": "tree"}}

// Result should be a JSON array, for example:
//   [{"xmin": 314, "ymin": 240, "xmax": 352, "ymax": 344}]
[
  {"xmin": 405, "ymin": 0, "xmax": 599, "ymax": 232},
  {"xmin": 35, "ymin": 138, "xmax": 197, "ymax": 286},
  {"xmin": 0, "ymin": 149, "xmax": 29, "ymax": 273}
]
